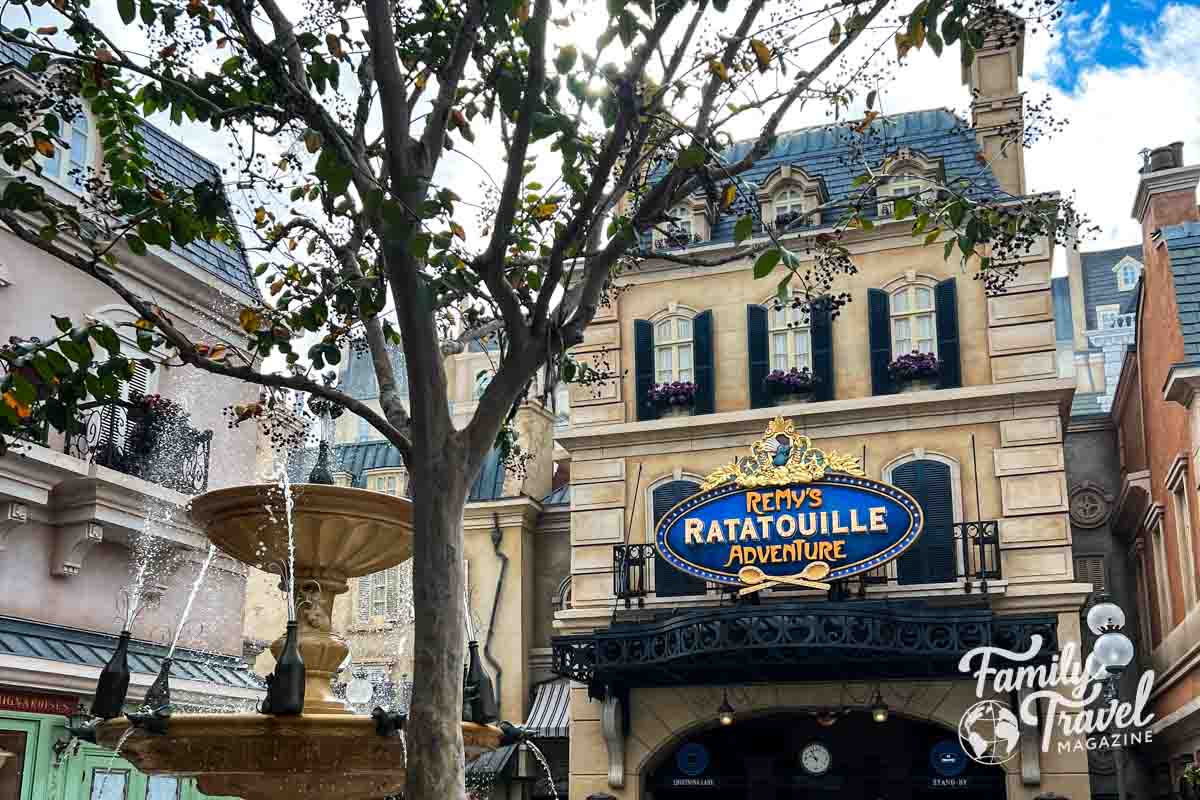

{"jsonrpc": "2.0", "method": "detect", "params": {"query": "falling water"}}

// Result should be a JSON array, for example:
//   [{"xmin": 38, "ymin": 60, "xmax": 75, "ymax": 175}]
[
  {"xmin": 278, "ymin": 464, "xmax": 297, "ymax": 621},
  {"xmin": 167, "ymin": 543, "xmax": 217, "ymax": 658},
  {"xmin": 122, "ymin": 560, "xmax": 150, "ymax": 630},
  {"xmin": 398, "ymin": 729, "xmax": 407, "ymax": 765},
  {"xmin": 524, "ymin": 740, "xmax": 559, "ymax": 800},
  {"xmin": 94, "ymin": 727, "xmax": 137, "ymax": 799}
]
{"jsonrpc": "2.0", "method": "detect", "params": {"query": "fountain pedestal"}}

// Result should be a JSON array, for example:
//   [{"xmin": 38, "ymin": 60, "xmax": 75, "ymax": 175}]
[{"xmin": 95, "ymin": 484, "xmax": 502, "ymax": 800}]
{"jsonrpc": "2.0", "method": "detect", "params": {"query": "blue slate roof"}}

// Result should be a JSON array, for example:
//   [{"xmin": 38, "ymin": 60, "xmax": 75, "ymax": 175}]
[
  {"xmin": 1080, "ymin": 244, "xmax": 1143, "ymax": 329},
  {"xmin": 541, "ymin": 483, "xmax": 570, "ymax": 506},
  {"xmin": 339, "ymin": 344, "xmax": 410, "ymax": 401},
  {"xmin": 650, "ymin": 108, "xmax": 1000, "ymax": 248},
  {"xmin": 0, "ymin": 34, "xmax": 256, "ymax": 298},
  {"xmin": 286, "ymin": 440, "xmax": 511, "ymax": 502},
  {"xmin": 0, "ymin": 615, "xmax": 262, "ymax": 692},
  {"xmin": 1163, "ymin": 223, "xmax": 1200, "ymax": 362}
]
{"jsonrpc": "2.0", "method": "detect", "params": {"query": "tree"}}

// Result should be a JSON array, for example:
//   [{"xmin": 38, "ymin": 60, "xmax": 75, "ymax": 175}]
[{"xmin": 0, "ymin": 0, "xmax": 1078, "ymax": 795}]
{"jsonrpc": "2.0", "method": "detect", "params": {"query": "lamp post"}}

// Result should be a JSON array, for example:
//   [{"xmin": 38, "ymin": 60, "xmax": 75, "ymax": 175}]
[
  {"xmin": 717, "ymin": 690, "xmax": 735, "ymax": 726},
  {"xmin": 1086, "ymin": 598, "xmax": 1136, "ymax": 702}
]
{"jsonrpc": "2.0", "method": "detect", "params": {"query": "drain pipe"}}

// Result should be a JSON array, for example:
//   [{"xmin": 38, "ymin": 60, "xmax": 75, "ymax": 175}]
[{"xmin": 482, "ymin": 513, "xmax": 508, "ymax": 709}]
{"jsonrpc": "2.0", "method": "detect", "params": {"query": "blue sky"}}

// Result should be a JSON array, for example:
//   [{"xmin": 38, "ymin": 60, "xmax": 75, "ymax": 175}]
[{"xmin": 1042, "ymin": 0, "xmax": 1157, "ymax": 91}]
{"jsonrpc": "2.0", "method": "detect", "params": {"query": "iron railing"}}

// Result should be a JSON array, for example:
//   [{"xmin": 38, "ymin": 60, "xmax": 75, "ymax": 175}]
[
  {"xmin": 64, "ymin": 401, "xmax": 212, "ymax": 494},
  {"xmin": 614, "ymin": 520, "xmax": 1002, "ymax": 608}
]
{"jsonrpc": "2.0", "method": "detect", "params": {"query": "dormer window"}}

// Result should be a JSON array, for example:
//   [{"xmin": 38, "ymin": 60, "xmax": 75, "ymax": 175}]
[
  {"xmin": 877, "ymin": 148, "xmax": 943, "ymax": 218},
  {"xmin": 757, "ymin": 165, "xmax": 828, "ymax": 233},
  {"xmin": 880, "ymin": 172, "xmax": 927, "ymax": 200},
  {"xmin": 1114, "ymin": 256, "xmax": 1143, "ymax": 292},
  {"xmin": 773, "ymin": 188, "xmax": 811, "ymax": 231},
  {"xmin": 654, "ymin": 205, "xmax": 695, "ymax": 249},
  {"xmin": 40, "ymin": 113, "xmax": 89, "ymax": 191}
]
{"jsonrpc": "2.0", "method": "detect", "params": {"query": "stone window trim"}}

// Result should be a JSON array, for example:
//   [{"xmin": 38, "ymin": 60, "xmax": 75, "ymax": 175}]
[
  {"xmin": 1142, "ymin": 502, "xmax": 1173, "ymax": 633},
  {"xmin": 39, "ymin": 105, "xmax": 93, "ymax": 194},
  {"xmin": 755, "ymin": 164, "xmax": 829, "ymax": 230},
  {"xmin": 1114, "ymin": 256, "xmax": 1143, "ymax": 292},
  {"xmin": 1165, "ymin": 453, "xmax": 1189, "ymax": 493},
  {"xmin": 644, "ymin": 469, "xmax": 707, "ymax": 540},
  {"xmin": 764, "ymin": 290, "xmax": 812, "ymax": 372},
  {"xmin": 652, "ymin": 198, "xmax": 709, "ymax": 247},
  {"xmin": 877, "ymin": 148, "xmax": 945, "ymax": 199},
  {"xmin": 1095, "ymin": 303, "xmax": 1122, "ymax": 331},
  {"xmin": 364, "ymin": 466, "xmax": 408, "ymax": 497},
  {"xmin": 1166, "ymin": 453, "xmax": 1199, "ymax": 610},
  {"xmin": 879, "ymin": 450, "xmax": 965, "ymax": 582},
  {"xmin": 881, "ymin": 272, "xmax": 939, "ymax": 359},
  {"xmin": 649, "ymin": 304, "xmax": 699, "ymax": 385}
]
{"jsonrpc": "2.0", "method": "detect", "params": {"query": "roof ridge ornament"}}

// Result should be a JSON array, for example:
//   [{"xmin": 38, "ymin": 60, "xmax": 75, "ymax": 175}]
[{"xmin": 700, "ymin": 416, "xmax": 864, "ymax": 491}]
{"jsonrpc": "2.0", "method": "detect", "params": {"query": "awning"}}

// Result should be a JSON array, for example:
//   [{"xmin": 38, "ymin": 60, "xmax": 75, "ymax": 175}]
[
  {"xmin": 466, "ymin": 742, "xmax": 517, "ymax": 778},
  {"xmin": 524, "ymin": 678, "xmax": 570, "ymax": 738}
]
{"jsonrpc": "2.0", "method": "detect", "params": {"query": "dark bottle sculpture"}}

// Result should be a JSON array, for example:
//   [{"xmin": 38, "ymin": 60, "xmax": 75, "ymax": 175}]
[
  {"xmin": 462, "ymin": 640, "xmax": 497, "ymax": 724},
  {"xmin": 143, "ymin": 658, "xmax": 173, "ymax": 711},
  {"xmin": 262, "ymin": 621, "xmax": 305, "ymax": 715},
  {"xmin": 91, "ymin": 630, "xmax": 132, "ymax": 719}
]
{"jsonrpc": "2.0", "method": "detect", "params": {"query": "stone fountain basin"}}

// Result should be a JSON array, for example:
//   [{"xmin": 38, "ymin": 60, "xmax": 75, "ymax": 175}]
[
  {"xmin": 96, "ymin": 714, "xmax": 503, "ymax": 800},
  {"xmin": 189, "ymin": 484, "xmax": 415, "ymax": 582}
]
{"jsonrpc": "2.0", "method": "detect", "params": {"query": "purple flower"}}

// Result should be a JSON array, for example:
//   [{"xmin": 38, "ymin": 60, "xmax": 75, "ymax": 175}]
[
  {"xmin": 647, "ymin": 381, "xmax": 698, "ymax": 407},
  {"xmin": 887, "ymin": 351, "xmax": 940, "ymax": 381},
  {"xmin": 763, "ymin": 367, "xmax": 819, "ymax": 395}
]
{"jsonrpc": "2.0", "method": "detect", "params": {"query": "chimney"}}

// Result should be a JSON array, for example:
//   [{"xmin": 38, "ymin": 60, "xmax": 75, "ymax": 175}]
[
  {"xmin": 962, "ymin": 9, "xmax": 1026, "ymax": 197},
  {"xmin": 1132, "ymin": 141, "xmax": 1200, "ymax": 235}
]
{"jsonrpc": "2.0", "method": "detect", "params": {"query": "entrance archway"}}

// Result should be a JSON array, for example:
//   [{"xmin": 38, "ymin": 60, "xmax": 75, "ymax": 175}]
[{"xmin": 645, "ymin": 711, "xmax": 1007, "ymax": 800}]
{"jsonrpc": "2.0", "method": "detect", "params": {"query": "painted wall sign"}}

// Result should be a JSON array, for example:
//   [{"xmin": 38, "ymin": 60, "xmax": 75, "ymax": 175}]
[
  {"xmin": 0, "ymin": 690, "xmax": 78, "ymax": 716},
  {"xmin": 655, "ymin": 418, "xmax": 923, "ymax": 590}
]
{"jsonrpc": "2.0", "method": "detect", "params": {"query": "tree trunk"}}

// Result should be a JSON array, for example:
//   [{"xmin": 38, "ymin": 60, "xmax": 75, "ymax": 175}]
[{"xmin": 404, "ymin": 439, "xmax": 471, "ymax": 800}]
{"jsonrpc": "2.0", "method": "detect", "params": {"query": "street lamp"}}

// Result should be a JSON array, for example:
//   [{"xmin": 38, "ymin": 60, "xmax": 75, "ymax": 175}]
[
  {"xmin": 1086, "ymin": 597, "xmax": 1135, "ymax": 701},
  {"xmin": 870, "ymin": 689, "xmax": 889, "ymax": 723},
  {"xmin": 717, "ymin": 690, "xmax": 735, "ymax": 726}
]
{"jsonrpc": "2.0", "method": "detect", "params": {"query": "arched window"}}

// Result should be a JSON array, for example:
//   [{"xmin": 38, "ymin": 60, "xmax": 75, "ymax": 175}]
[
  {"xmin": 884, "ymin": 454, "xmax": 961, "ymax": 585},
  {"xmin": 647, "ymin": 477, "xmax": 707, "ymax": 597},
  {"xmin": 654, "ymin": 314, "xmax": 694, "ymax": 384},
  {"xmin": 889, "ymin": 283, "xmax": 936, "ymax": 357},
  {"xmin": 1115, "ymin": 257, "xmax": 1142, "ymax": 292},
  {"xmin": 881, "ymin": 171, "xmax": 926, "ymax": 199},
  {"xmin": 773, "ymin": 188, "xmax": 808, "ymax": 228},
  {"xmin": 768, "ymin": 295, "xmax": 811, "ymax": 372},
  {"xmin": 367, "ymin": 468, "xmax": 407, "ymax": 497}
]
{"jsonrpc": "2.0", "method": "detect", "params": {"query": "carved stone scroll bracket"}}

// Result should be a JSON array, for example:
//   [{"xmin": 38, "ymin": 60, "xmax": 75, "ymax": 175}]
[
  {"xmin": 600, "ymin": 692, "xmax": 626, "ymax": 789},
  {"xmin": 1017, "ymin": 686, "xmax": 1043, "ymax": 786},
  {"xmin": 0, "ymin": 502, "xmax": 29, "ymax": 551},
  {"xmin": 51, "ymin": 521, "xmax": 103, "ymax": 577}
]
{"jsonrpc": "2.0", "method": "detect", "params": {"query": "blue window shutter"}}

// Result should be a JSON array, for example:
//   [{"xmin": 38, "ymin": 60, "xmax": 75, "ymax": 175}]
[
  {"xmin": 868, "ymin": 288, "xmax": 894, "ymax": 395},
  {"xmin": 810, "ymin": 301, "xmax": 834, "ymax": 402},
  {"xmin": 652, "ymin": 481, "xmax": 707, "ymax": 597},
  {"xmin": 634, "ymin": 319, "xmax": 657, "ymax": 421},
  {"xmin": 693, "ymin": 310, "xmax": 715, "ymax": 415},
  {"xmin": 935, "ymin": 278, "xmax": 961, "ymax": 389},
  {"xmin": 747, "ymin": 305, "xmax": 770, "ymax": 409},
  {"xmin": 892, "ymin": 460, "xmax": 957, "ymax": 585}
]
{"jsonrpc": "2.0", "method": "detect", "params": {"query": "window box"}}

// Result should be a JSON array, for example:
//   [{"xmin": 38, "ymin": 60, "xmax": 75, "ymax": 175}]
[
  {"xmin": 897, "ymin": 376, "xmax": 938, "ymax": 394},
  {"xmin": 888, "ymin": 351, "xmax": 940, "ymax": 393},
  {"xmin": 648, "ymin": 381, "xmax": 697, "ymax": 418},
  {"xmin": 764, "ymin": 367, "xmax": 819, "ymax": 406}
]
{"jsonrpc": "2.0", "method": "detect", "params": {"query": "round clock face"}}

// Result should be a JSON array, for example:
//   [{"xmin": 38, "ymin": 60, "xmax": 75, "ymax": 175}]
[{"xmin": 801, "ymin": 742, "xmax": 832, "ymax": 776}]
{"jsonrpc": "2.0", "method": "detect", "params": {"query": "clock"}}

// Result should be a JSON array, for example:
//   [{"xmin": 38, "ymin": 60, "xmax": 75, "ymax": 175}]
[{"xmin": 800, "ymin": 742, "xmax": 832, "ymax": 776}]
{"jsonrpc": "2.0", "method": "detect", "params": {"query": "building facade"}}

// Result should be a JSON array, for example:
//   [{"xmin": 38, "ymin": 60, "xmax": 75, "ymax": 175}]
[
  {"xmin": 551, "ymin": 18, "xmax": 1101, "ymax": 800},
  {"xmin": 0, "ymin": 38, "xmax": 262, "ymax": 800}
]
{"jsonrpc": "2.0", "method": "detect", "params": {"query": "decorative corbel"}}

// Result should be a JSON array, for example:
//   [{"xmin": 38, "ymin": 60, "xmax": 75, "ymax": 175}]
[
  {"xmin": 600, "ymin": 692, "xmax": 626, "ymax": 789},
  {"xmin": 0, "ymin": 502, "xmax": 29, "ymax": 551},
  {"xmin": 1017, "ymin": 686, "xmax": 1042, "ymax": 785},
  {"xmin": 51, "ymin": 521, "xmax": 103, "ymax": 577}
]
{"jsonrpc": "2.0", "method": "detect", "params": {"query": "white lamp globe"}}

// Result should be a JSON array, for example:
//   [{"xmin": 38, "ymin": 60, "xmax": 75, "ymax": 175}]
[
  {"xmin": 1093, "ymin": 631, "xmax": 1135, "ymax": 672},
  {"xmin": 346, "ymin": 676, "xmax": 375, "ymax": 705},
  {"xmin": 1083, "ymin": 652, "xmax": 1109, "ymax": 681},
  {"xmin": 1087, "ymin": 601, "xmax": 1126, "ymax": 635}
]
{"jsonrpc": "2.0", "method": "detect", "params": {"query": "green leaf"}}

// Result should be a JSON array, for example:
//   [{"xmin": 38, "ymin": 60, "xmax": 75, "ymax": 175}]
[
  {"xmin": 53, "ymin": 315, "xmax": 73, "ymax": 333},
  {"xmin": 923, "ymin": 228, "xmax": 941, "ymax": 246},
  {"xmin": 118, "ymin": 0, "xmax": 135, "ymax": 25},
  {"xmin": 943, "ymin": 239, "xmax": 955, "ymax": 261},
  {"xmin": 866, "ymin": 90, "xmax": 876, "ymax": 111},
  {"xmin": 893, "ymin": 197, "xmax": 913, "ymax": 219},
  {"xmin": 27, "ymin": 52, "xmax": 49, "ymax": 73},
  {"xmin": 676, "ymin": 145, "xmax": 706, "ymax": 170},
  {"xmin": 828, "ymin": 18, "xmax": 841, "ymax": 45},
  {"xmin": 734, "ymin": 215, "xmax": 754, "ymax": 244},
  {"xmin": 753, "ymin": 248, "xmax": 782, "ymax": 279},
  {"xmin": 125, "ymin": 234, "xmax": 147, "ymax": 256}
]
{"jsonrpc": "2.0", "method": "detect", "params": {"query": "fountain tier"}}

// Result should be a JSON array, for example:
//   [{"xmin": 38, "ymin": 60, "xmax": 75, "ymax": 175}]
[{"xmin": 95, "ymin": 483, "xmax": 503, "ymax": 800}]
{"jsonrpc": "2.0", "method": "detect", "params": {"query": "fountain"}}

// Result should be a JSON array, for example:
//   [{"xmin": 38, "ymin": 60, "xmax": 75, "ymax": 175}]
[{"xmin": 90, "ymin": 482, "xmax": 504, "ymax": 799}]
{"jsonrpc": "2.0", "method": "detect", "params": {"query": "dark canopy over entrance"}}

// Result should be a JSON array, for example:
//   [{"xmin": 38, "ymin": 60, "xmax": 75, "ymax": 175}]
[{"xmin": 647, "ymin": 711, "xmax": 1007, "ymax": 800}]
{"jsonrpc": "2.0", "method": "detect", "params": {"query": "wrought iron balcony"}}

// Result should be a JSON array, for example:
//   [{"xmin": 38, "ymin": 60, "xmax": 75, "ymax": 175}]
[
  {"xmin": 613, "ymin": 520, "xmax": 1002, "ymax": 608},
  {"xmin": 64, "ymin": 400, "xmax": 213, "ymax": 495}
]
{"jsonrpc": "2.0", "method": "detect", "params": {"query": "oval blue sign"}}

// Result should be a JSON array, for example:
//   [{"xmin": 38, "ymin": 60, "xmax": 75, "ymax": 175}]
[{"xmin": 655, "ymin": 473, "xmax": 923, "ymax": 587}]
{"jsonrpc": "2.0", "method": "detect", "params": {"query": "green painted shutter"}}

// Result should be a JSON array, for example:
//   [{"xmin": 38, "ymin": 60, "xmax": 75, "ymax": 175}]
[
  {"xmin": 653, "ymin": 481, "xmax": 707, "ymax": 597},
  {"xmin": 634, "ymin": 319, "xmax": 657, "ymax": 421},
  {"xmin": 935, "ymin": 278, "xmax": 961, "ymax": 389},
  {"xmin": 810, "ymin": 302, "xmax": 834, "ymax": 402},
  {"xmin": 868, "ymin": 288, "xmax": 894, "ymax": 395},
  {"xmin": 747, "ymin": 305, "xmax": 770, "ymax": 409},
  {"xmin": 892, "ymin": 460, "xmax": 957, "ymax": 585},
  {"xmin": 693, "ymin": 310, "xmax": 715, "ymax": 415}
]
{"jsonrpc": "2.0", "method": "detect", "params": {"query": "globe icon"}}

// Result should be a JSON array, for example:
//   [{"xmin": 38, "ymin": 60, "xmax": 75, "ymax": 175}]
[{"xmin": 957, "ymin": 699, "xmax": 1020, "ymax": 765}]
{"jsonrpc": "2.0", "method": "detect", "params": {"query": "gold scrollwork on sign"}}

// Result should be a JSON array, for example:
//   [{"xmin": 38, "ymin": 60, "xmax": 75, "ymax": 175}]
[{"xmin": 700, "ymin": 417, "xmax": 864, "ymax": 490}]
